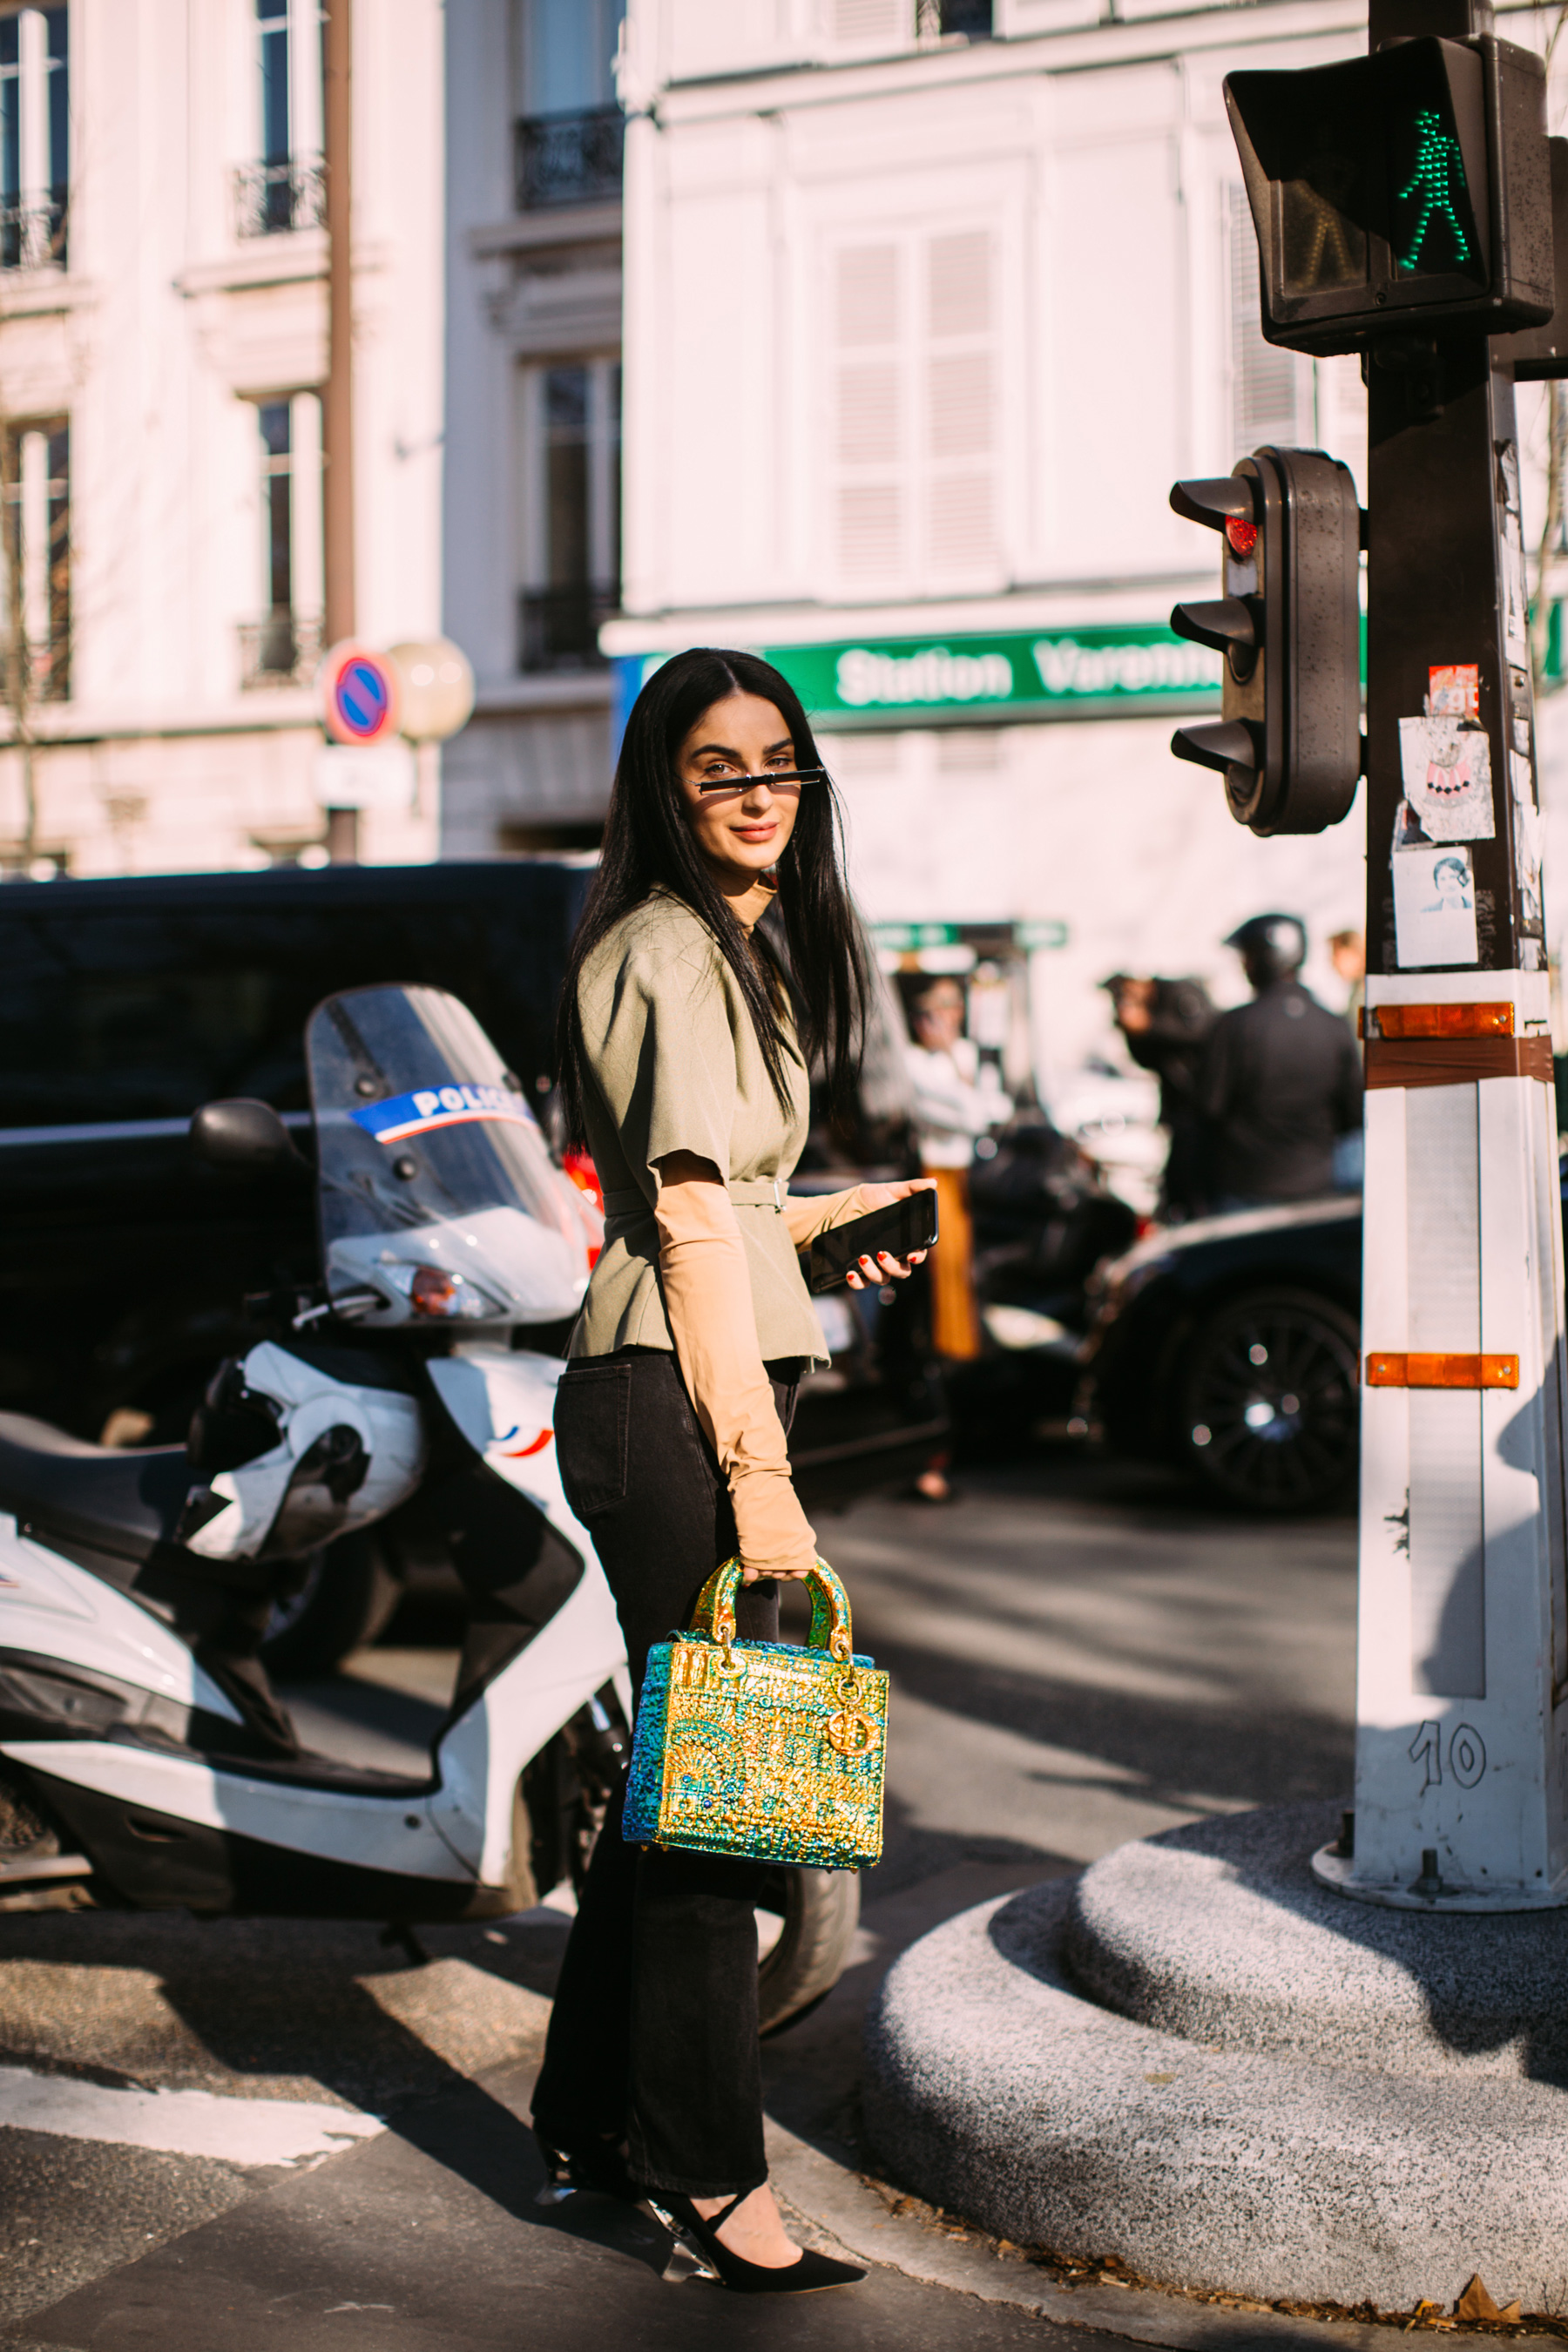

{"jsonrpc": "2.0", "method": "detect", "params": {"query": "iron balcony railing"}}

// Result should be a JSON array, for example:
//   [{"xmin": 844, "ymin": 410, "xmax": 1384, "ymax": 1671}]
[
  {"xmin": 0, "ymin": 198, "xmax": 67, "ymax": 272},
  {"xmin": 234, "ymin": 159, "xmax": 326, "ymax": 240},
  {"xmin": 518, "ymin": 582, "xmax": 618, "ymax": 674},
  {"xmin": 514, "ymin": 105, "xmax": 625, "ymax": 212},
  {"xmin": 239, "ymin": 609, "xmax": 323, "ymax": 690}
]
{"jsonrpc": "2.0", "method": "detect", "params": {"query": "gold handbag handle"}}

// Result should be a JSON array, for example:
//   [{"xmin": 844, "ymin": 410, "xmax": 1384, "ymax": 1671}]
[{"xmin": 689, "ymin": 1556, "xmax": 855, "ymax": 1664}]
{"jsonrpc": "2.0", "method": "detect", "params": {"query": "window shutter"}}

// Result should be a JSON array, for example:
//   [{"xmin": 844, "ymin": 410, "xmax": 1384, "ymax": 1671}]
[
  {"xmin": 837, "ymin": 241, "xmax": 900, "ymax": 348},
  {"xmin": 831, "ymin": 0, "xmax": 908, "ymax": 44},
  {"xmin": 837, "ymin": 363, "xmax": 902, "ymax": 466},
  {"xmin": 1228, "ymin": 185, "xmax": 1311, "ymax": 451},
  {"xmin": 833, "ymin": 243, "xmax": 906, "ymax": 585},
  {"xmin": 924, "ymin": 228, "xmax": 997, "ymax": 579},
  {"xmin": 928, "ymin": 229, "xmax": 990, "ymax": 340}
]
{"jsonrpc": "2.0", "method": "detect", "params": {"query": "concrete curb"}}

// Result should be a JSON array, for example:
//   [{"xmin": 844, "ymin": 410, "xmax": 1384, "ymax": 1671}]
[
  {"xmin": 858, "ymin": 1876, "xmax": 1568, "ymax": 2312},
  {"xmin": 1065, "ymin": 1804, "xmax": 1568, "ymax": 2078},
  {"xmin": 767, "ymin": 2117, "xmax": 1564, "ymax": 2351}
]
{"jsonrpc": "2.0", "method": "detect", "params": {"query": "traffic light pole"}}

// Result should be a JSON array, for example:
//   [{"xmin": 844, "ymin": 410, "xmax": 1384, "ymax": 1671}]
[{"xmin": 1315, "ymin": 0, "xmax": 1568, "ymax": 1909}]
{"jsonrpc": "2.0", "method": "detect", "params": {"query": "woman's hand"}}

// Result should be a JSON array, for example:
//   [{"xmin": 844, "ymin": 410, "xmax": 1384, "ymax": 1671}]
[{"xmin": 844, "ymin": 1176, "xmax": 936, "ymax": 1294}]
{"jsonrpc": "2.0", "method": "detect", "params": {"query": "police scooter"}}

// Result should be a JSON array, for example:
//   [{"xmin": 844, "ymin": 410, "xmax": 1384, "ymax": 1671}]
[
  {"xmin": 0, "ymin": 984, "xmax": 857, "ymax": 2027},
  {"xmin": 0, "ymin": 981, "xmax": 630, "ymax": 1932}
]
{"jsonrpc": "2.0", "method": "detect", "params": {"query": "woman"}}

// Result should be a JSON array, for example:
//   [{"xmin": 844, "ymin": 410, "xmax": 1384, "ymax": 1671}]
[{"xmin": 531, "ymin": 647, "xmax": 930, "ymax": 2295}]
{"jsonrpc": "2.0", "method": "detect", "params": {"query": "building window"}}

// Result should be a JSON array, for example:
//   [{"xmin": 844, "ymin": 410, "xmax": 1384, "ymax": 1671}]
[
  {"xmin": 0, "ymin": 417, "xmax": 69, "ymax": 703},
  {"xmin": 236, "ymin": 0, "xmax": 324, "ymax": 239},
  {"xmin": 240, "ymin": 394, "xmax": 322, "ymax": 687},
  {"xmin": 514, "ymin": 0, "xmax": 625, "ymax": 211},
  {"xmin": 828, "ymin": 227, "xmax": 1001, "ymax": 594},
  {"xmin": 517, "ymin": 358, "xmax": 620, "ymax": 672},
  {"xmin": 917, "ymin": 0, "xmax": 993, "ymax": 32},
  {"xmin": 0, "ymin": 7, "xmax": 67, "ymax": 271}
]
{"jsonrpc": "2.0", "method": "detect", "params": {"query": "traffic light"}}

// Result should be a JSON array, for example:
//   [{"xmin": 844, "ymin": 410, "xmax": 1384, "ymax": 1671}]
[
  {"xmin": 1225, "ymin": 37, "xmax": 1552, "ymax": 355},
  {"xmin": 1169, "ymin": 449, "xmax": 1362, "ymax": 836},
  {"xmin": 1498, "ymin": 136, "xmax": 1568, "ymax": 378}
]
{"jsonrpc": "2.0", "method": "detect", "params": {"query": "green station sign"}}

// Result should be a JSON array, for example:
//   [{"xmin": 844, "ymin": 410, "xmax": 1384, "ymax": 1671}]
[
  {"xmin": 764, "ymin": 625, "xmax": 1223, "ymax": 725},
  {"xmin": 612, "ymin": 624, "xmax": 1227, "ymax": 745}
]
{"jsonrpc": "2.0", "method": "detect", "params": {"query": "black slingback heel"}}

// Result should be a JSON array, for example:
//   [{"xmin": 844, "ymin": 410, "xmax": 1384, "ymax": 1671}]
[{"xmin": 644, "ymin": 2189, "xmax": 866, "ymax": 2294}]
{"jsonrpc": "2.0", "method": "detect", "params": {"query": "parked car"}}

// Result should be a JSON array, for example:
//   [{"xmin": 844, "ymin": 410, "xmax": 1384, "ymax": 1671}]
[
  {"xmin": 1078, "ymin": 1197, "xmax": 1364, "ymax": 1514},
  {"xmin": 1088, "ymin": 1172, "xmax": 1568, "ymax": 1515}
]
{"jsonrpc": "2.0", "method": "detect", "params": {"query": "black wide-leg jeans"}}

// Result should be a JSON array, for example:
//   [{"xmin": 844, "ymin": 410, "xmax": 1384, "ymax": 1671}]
[{"xmin": 531, "ymin": 1345, "xmax": 801, "ymax": 2200}]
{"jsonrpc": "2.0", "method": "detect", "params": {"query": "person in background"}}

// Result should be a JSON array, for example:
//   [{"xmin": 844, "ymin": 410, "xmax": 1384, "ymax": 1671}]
[
  {"xmin": 1328, "ymin": 927, "xmax": 1366, "ymax": 1039},
  {"xmin": 1105, "ymin": 972, "xmax": 1216, "ymax": 1220},
  {"xmin": 1197, "ymin": 914, "xmax": 1362, "ymax": 1212},
  {"xmin": 901, "ymin": 971, "xmax": 1011, "ymax": 1499}
]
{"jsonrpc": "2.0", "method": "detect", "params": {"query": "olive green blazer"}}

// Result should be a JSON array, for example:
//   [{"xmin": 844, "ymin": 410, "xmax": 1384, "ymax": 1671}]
[{"xmin": 569, "ymin": 888, "xmax": 828, "ymax": 1364}]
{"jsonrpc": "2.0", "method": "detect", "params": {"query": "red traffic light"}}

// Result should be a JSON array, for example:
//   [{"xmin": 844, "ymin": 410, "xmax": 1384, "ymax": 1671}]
[{"xmin": 1168, "ymin": 449, "xmax": 1363, "ymax": 836}]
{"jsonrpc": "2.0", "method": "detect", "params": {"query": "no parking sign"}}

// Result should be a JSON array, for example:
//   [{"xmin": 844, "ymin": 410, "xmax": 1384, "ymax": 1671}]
[{"xmin": 319, "ymin": 641, "xmax": 402, "ymax": 746}]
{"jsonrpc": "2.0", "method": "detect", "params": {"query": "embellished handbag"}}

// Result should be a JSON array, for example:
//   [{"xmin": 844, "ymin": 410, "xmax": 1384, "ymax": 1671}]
[{"xmin": 622, "ymin": 1557, "xmax": 888, "ymax": 1870}]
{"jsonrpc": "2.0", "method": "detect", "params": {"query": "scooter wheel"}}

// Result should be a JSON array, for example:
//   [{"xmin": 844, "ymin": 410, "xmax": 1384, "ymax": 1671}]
[
  {"xmin": 757, "ymin": 1867, "xmax": 860, "ymax": 2037},
  {"xmin": 259, "ymin": 1532, "xmax": 402, "ymax": 1677}
]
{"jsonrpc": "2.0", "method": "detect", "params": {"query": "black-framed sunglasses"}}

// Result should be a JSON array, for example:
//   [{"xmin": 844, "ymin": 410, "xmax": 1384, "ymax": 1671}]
[{"xmin": 695, "ymin": 767, "xmax": 827, "ymax": 796}]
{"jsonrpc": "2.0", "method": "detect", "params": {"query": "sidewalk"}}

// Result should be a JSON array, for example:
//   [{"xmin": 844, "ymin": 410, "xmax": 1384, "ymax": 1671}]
[{"xmin": 763, "ymin": 1862, "xmax": 1563, "ymax": 2352}]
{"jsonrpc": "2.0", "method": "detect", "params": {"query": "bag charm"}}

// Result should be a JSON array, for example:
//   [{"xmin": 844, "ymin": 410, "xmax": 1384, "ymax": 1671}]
[{"xmin": 623, "ymin": 1557, "xmax": 887, "ymax": 1869}]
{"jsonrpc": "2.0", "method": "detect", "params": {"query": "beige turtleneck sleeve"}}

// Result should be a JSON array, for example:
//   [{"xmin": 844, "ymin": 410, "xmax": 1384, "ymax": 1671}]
[{"xmin": 654, "ymin": 1159, "xmax": 819, "ymax": 1581}]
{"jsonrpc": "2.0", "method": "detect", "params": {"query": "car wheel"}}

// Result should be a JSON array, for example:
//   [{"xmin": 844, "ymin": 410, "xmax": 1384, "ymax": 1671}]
[
  {"xmin": 1178, "ymin": 1286, "xmax": 1360, "ymax": 1515},
  {"xmin": 259, "ymin": 1531, "xmax": 402, "ymax": 1678}
]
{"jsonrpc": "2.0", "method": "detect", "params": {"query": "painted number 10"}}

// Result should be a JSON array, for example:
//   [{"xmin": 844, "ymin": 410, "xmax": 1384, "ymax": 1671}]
[{"xmin": 1409, "ymin": 1720, "xmax": 1487, "ymax": 1792}]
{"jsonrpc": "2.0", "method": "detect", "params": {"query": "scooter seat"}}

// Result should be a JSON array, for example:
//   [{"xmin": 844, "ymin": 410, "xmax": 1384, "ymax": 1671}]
[{"xmin": 0, "ymin": 1414, "xmax": 193, "ymax": 1565}]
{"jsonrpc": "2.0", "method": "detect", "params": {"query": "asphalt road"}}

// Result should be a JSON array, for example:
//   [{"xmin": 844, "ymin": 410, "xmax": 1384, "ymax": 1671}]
[{"xmin": 0, "ymin": 1455, "xmax": 1357, "ymax": 2348}]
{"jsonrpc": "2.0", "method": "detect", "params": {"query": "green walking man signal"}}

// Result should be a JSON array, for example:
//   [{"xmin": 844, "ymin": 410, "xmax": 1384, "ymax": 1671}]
[
  {"xmin": 1396, "ymin": 107, "xmax": 1474, "ymax": 271},
  {"xmin": 1224, "ymin": 36, "xmax": 1550, "ymax": 354}
]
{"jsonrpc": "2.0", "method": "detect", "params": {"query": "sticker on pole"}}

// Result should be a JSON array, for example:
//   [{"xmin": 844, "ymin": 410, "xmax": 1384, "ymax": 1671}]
[{"xmin": 319, "ymin": 641, "xmax": 402, "ymax": 746}]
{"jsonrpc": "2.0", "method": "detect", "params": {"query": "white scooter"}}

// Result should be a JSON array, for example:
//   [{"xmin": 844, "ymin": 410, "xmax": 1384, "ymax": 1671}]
[{"xmin": 0, "ymin": 983, "xmax": 855, "ymax": 2028}]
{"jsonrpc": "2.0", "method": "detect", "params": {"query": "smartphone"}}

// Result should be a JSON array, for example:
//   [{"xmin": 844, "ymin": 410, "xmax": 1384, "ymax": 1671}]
[{"xmin": 808, "ymin": 1189, "xmax": 938, "ymax": 1294}]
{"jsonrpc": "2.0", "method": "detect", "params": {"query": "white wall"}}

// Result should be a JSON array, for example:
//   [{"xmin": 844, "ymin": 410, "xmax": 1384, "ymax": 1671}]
[
  {"xmin": 618, "ymin": 0, "xmax": 1376, "ymax": 1088},
  {"xmin": 822, "ymin": 715, "xmax": 1366, "ymax": 1078},
  {"xmin": 620, "ymin": 0, "xmax": 1371, "ymax": 625}
]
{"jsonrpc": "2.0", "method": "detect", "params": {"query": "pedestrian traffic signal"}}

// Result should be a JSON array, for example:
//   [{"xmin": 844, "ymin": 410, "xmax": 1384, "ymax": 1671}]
[
  {"xmin": 1169, "ymin": 449, "xmax": 1362, "ymax": 836},
  {"xmin": 1497, "ymin": 136, "xmax": 1568, "ymax": 378},
  {"xmin": 1225, "ymin": 37, "xmax": 1552, "ymax": 355}
]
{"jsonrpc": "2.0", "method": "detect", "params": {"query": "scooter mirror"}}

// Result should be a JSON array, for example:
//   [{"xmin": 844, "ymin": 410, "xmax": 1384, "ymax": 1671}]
[{"xmin": 190, "ymin": 1098, "xmax": 309, "ymax": 1176}]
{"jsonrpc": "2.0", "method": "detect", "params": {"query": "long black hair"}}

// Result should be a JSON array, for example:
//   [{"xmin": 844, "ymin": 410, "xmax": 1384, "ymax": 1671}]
[{"xmin": 556, "ymin": 647, "xmax": 870, "ymax": 1146}]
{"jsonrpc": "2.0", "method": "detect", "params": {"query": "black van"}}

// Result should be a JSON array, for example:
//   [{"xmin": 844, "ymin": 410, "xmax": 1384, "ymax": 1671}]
[
  {"xmin": 0, "ymin": 859, "xmax": 946, "ymax": 1509},
  {"xmin": 0, "ymin": 862, "xmax": 595, "ymax": 1441}
]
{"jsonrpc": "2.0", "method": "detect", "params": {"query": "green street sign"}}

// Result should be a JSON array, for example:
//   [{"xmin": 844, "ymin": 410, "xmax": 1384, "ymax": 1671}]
[
  {"xmin": 764, "ymin": 625, "xmax": 1223, "ymax": 725},
  {"xmin": 870, "ymin": 919, "xmax": 1070, "ymax": 953},
  {"xmin": 870, "ymin": 923, "xmax": 963, "ymax": 951}
]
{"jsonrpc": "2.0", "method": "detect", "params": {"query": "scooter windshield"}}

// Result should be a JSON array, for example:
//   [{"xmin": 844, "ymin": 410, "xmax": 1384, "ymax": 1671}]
[{"xmin": 308, "ymin": 984, "xmax": 586, "ymax": 1324}]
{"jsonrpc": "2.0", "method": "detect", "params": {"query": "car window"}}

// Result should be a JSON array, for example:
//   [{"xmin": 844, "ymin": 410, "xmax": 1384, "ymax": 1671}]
[{"xmin": 0, "ymin": 870, "xmax": 591, "ymax": 1128}]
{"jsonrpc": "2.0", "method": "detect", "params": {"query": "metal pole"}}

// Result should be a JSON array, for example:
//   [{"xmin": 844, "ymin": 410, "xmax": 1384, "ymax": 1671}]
[
  {"xmin": 322, "ymin": 0, "xmax": 357, "ymax": 863},
  {"xmin": 1316, "ymin": 0, "xmax": 1568, "ymax": 1908}
]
